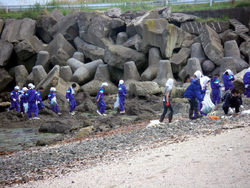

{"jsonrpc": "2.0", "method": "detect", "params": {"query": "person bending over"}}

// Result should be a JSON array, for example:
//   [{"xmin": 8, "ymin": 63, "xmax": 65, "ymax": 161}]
[{"xmin": 222, "ymin": 88, "xmax": 243, "ymax": 115}]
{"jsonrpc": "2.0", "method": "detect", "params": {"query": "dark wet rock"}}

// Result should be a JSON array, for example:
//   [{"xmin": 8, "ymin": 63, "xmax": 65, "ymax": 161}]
[
  {"xmin": 0, "ymin": 68, "xmax": 13, "ymax": 92},
  {"xmin": 74, "ymin": 92, "xmax": 91, "ymax": 105},
  {"xmin": 39, "ymin": 120, "xmax": 72, "ymax": 133}
]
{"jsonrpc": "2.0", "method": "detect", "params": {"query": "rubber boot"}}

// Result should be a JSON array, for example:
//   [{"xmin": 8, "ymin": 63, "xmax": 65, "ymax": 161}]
[
  {"xmin": 194, "ymin": 108, "xmax": 203, "ymax": 119},
  {"xmin": 168, "ymin": 114, "xmax": 173, "ymax": 123},
  {"xmin": 189, "ymin": 109, "xmax": 196, "ymax": 120},
  {"xmin": 160, "ymin": 114, "xmax": 164, "ymax": 122}
]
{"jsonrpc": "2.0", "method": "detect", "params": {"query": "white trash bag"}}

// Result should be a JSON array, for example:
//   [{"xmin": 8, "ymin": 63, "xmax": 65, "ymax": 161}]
[
  {"xmin": 113, "ymin": 94, "xmax": 119, "ymax": 108},
  {"xmin": 201, "ymin": 90, "xmax": 215, "ymax": 114},
  {"xmin": 51, "ymin": 97, "xmax": 57, "ymax": 106},
  {"xmin": 23, "ymin": 103, "xmax": 28, "ymax": 113}
]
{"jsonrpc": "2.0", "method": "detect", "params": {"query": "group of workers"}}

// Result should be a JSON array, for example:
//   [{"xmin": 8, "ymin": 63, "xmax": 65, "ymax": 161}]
[{"xmin": 8, "ymin": 83, "xmax": 77, "ymax": 120}]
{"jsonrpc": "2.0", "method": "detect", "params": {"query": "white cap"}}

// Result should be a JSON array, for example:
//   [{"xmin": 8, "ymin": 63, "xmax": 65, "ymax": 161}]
[
  {"xmin": 119, "ymin": 80, "xmax": 124, "ymax": 86},
  {"xmin": 194, "ymin": 70, "xmax": 202, "ymax": 80},
  {"xmin": 14, "ymin": 86, "xmax": 19, "ymax": 90},
  {"xmin": 28, "ymin": 83, "xmax": 33, "ymax": 88},
  {"xmin": 22, "ymin": 87, "xmax": 28, "ymax": 91},
  {"xmin": 50, "ymin": 87, "xmax": 56, "ymax": 92},
  {"xmin": 101, "ymin": 82, "xmax": 108, "ymax": 87}
]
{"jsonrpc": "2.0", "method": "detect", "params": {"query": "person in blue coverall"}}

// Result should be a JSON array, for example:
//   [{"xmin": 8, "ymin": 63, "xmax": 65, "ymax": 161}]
[
  {"xmin": 96, "ymin": 82, "xmax": 108, "ymax": 116},
  {"xmin": 19, "ymin": 87, "xmax": 28, "ymax": 114},
  {"xmin": 48, "ymin": 87, "xmax": 62, "ymax": 115},
  {"xmin": 198, "ymin": 76, "xmax": 210, "ymax": 116},
  {"xmin": 37, "ymin": 87, "xmax": 45, "ymax": 110},
  {"xmin": 8, "ymin": 86, "xmax": 20, "ymax": 112},
  {"xmin": 243, "ymin": 68, "xmax": 250, "ymax": 98},
  {"xmin": 118, "ymin": 80, "xmax": 127, "ymax": 114},
  {"xmin": 66, "ymin": 83, "xmax": 77, "ymax": 115},
  {"xmin": 26, "ymin": 84, "xmax": 39, "ymax": 120},
  {"xmin": 223, "ymin": 69, "xmax": 235, "ymax": 92},
  {"xmin": 184, "ymin": 72, "xmax": 203, "ymax": 120},
  {"xmin": 211, "ymin": 74, "xmax": 222, "ymax": 105}
]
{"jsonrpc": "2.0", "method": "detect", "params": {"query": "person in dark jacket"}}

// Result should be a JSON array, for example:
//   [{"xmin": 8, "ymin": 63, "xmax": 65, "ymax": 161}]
[
  {"xmin": 243, "ymin": 68, "xmax": 250, "ymax": 98},
  {"xmin": 118, "ymin": 80, "xmax": 127, "ymax": 114},
  {"xmin": 8, "ymin": 86, "xmax": 20, "ymax": 112},
  {"xmin": 66, "ymin": 83, "xmax": 77, "ymax": 115},
  {"xmin": 26, "ymin": 84, "xmax": 39, "ymax": 120},
  {"xmin": 184, "ymin": 71, "xmax": 203, "ymax": 119},
  {"xmin": 223, "ymin": 69, "xmax": 235, "ymax": 92},
  {"xmin": 211, "ymin": 74, "xmax": 222, "ymax": 105},
  {"xmin": 96, "ymin": 82, "xmax": 108, "ymax": 116},
  {"xmin": 222, "ymin": 88, "xmax": 243, "ymax": 115},
  {"xmin": 160, "ymin": 78, "xmax": 174, "ymax": 123}
]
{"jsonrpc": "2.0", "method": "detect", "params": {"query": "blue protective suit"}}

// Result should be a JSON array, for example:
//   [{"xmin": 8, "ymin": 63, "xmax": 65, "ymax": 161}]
[
  {"xmin": 37, "ymin": 90, "xmax": 45, "ymax": 110},
  {"xmin": 48, "ymin": 92, "xmax": 59, "ymax": 113},
  {"xmin": 118, "ymin": 84, "xmax": 127, "ymax": 112},
  {"xmin": 66, "ymin": 86, "xmax": 77, "ymax": 113},
  {"xmin": 26, "ymin": 89, "xmax": 38, "ymax": 118},
  {"xmin": 210, "ymin": 76, "xmax": 221, "ymax": 105},
  {"xmin": 96, "ymin": 86, "xmax": 106, "ymax": 114},
  {"xmin": 223, "ymin": 74, "xmax": 235, "ymax": 91},
  {"xmin": 184, "ymin": 80, "xmax": 203, "ymax": 101},
  {"xmin": 243, "ymin": 72, "xmax": 250, "ymax": 98},
  {"xmin": 9, "ymin": 90, "xmax": 19, "ymax": 112}
]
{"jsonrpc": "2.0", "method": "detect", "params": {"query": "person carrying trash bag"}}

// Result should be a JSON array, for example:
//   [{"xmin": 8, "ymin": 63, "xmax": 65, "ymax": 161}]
[
  {"xmin": 48, "ymin": 87, "xmax": 62, "ymax": 115},
  {"xmin": 243, "ymin": 67, "xmax": 250, "ymax": 98},
  {"xmin": 184, "ymin": 71, "xmax": 203, "ymax": 120},
  {"xmin": 26, "ymin": 84, "xmax": 39, "ymax": 120},
  {"xmin": 37, "ymin": 87, "xmax": 45, "ymax": 110},
  {"xmin": 159, "ymin": 78, "xmax": 174, "ymax": 123},
  {"xmin": 222, "ymin": 88, "xmax": 243, "ymax": 115},
  {"xmin": 96, "ymin": 82, "xmax": 108, "ymax": 116},
  {"xmin": 8, "ymin": 86, "xmax": 20, "ymax": 112},
  {"xmin": 211, "ymin": 74, "xmax": 223, "ymax": 105},
  {"xmin": 223, "ymin": 69, "xmax": 235, "ymax": 92},
  {"xmin": 66, "ymin": 83, "xmax": 77, "ymax": 116},
  {"xmin": 118, "ymin": 80, "xmax": 127, "ymax": 114},
  {"xmin": 199, "ymin": 76, "xmax": 211, "ymax": 116},
  {"xmin": 20, "ymin": 87, "xmax": 28, "ymax": 114}
]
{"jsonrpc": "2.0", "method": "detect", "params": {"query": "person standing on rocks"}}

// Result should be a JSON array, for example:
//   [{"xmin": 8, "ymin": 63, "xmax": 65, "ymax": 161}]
[
  {"xmin": 199, "ymin": 76, "xmax": 211, "ymax": 116},
  {"xmin": 66, "ymin": 83, "xmax": 77, "ymax": 116},
  {"xmin": 8, "ymin": 86, "xmax": 20, "ymax": 112},
  {"xmin": 37, "ymin": 87, "xmax": 45, "ymax": 110},
  {"xmin": 223, "ymin": 69, "xmax": 235, "ymax": 92},
  {"xmin": 243, "ymin": 67, "xmax": 250, "ymax": 98},
  {"xmin": 19, "ymin": 87, "xmax": 28, "ymax": 114},
  {"xmin": 96, "ymin": 82, "xmax": 108, "ymax": 116},
  {"xmin": 26, "ymin": 84, "xmax": 39, "ymax": 120},
  {"xmin": 222, "ymin": 88, "xmax": 243, "ymax": 115},
  {"xmin": 48, "ymin": 87, "xmax": 62, "ymax": 116},
  {"xmin": 160, "ymin": 78, "xmax": 174, "ymax": 123},
  {"xmin": 211, "ymin": 74, "xmax": 222, "ymax": 105},
  {"xmin": 184, "ymin": 71, "xmax": 203, "ymax": 120},
  {"xmin": 118, "ymin": 80, "xmax": 126, "ymax": 114}
]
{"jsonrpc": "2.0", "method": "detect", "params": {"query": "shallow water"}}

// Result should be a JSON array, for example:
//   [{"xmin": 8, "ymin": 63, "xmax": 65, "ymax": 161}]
[{"xmin": 0, "ymin": 128, "xmax": 61, "ymax": 153}]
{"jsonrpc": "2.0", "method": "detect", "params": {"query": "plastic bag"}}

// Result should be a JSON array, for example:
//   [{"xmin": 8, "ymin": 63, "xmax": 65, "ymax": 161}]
[
  {"xmin": 113, "ymin": 94, "xmax": 119, "ymax": 108},
  {"xmin": 219, "ymin": 87, "xmax": 223, "ymax": 98},
  {"xmin": 51, "ymin": 97, "xmax": 57, "ymax": 106},
  {"xmin": 201, "ymin": 90, "xmax": 215, "ymax": 114},
  {"xmin": 23, "ymin": 103, "xmax": 28, "ymax": 113}
]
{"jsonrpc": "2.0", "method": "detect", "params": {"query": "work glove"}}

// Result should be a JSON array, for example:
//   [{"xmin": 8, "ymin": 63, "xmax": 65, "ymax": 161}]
[
  {"xmin": 67, "ymin": 99, "xmax": 69, "ymax": 102},
  {"xmin": 245, "ymin": 84, "xmax": 249, "ymax": 89},
  {"xmin": 166, "ymin": 102, "xmax": 170, "ymax": 107},
  {"xmin": 240, "ymin": 105, "xmax": 244, "ymax": 109},
  {"xmin": 37, "ymin": 101, "xmax": 40, "ymax": 104},
  {"xmin": 13, "ymin": 99, "xmax": 16, "ymax": 102},
  {"xmin": 219, "ymin": 83, "xmax": 224, "ymax": 87}
]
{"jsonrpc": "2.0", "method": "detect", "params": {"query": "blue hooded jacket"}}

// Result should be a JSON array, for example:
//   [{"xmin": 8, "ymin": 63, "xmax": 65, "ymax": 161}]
[
  {"xmin": 118, "ymin": 84, "xmax": 127, "ymax": 97},
  {"xmin": 37, "ymin": 90, "xmax": 43, "ymax": 102},
  {"xmin": 25, "ymin": 89, "xmax": 37, "ymax": 103},
  {"xmin": 96, "ymin": 86, "xmax": 105, "ymax": 101},
  {"xmin": 243, "ymin": 72, "xmax": 250, "ymax": 85},
  {"xmin": 184, "ymin": 80, "xmax": 203, "ymax": 101},
  {"xmin": 210, "ymin": 76, "xmax": 221, "ymax": 89},
  {"xmin": 10, "ymin": 90, "xmax": 19, "ymax": 101},
  {"xmin": 48, "ymin": 91, "xmax": 56, "ymax": 100},
  {"xmin": 223, "ymin": 74, "xmax": 235, "ymax": 89},
  {"xmin": 66, "ymin": 86, "xmax": 74, "ymax": 100}
]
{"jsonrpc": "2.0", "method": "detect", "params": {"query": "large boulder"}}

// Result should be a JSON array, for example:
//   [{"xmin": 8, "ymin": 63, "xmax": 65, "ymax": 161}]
[
  {"xmin": 81, "ymin": 64, "xmax": 117, "ymax": 95},
  {"xmin": 66, "ymin": 58, "xmax": 85, "ymax": 73},
  {"xmin": 240, "ymin": 41, "xmax": 250, "ymax": 63},
  {"xmin": 200, "ymin": 24, "xmax": 224, "ymax": 65},
  {"xmin": 124, "ymin": 61, "xmax": 140, "ymax": 91},
  {"xmin": 35, "ymin": 51, "xmax": 50, "ymax": 73},
  {"xmin": 1, "ymin": 18, "xmax": 36, "ymax": 43},
  {"xmin": 36, "ymin": 10, "xmax": 57, "ymax": 43},
  {"xmin": 32, "ymin": 65, "xmax": 47, "ymax": 86},
  {"xmin": 224, "ymin": 40, "xmax": 249, "ymax": 72},
  {"xmin": 104, "ymin": 45, "xmax": 147, "ymax": 70},
  {"xmin": 73, "ymin": 52, "xmax": 84, "ymax": 63},
  {"xmin": 202, "ymin": 60, "xmax": 215, "ymax": 74},
  {"xmin": 167, "ymin": 13, "xmax": 197, "ymax": 22},
  {"xmin": 170, "ymin": 48, "xmax": 190, "ymax": 74},
  {"xmin": 39, "ymin": 120, "xmax": 72, "ymax": 133},
  {"xmin": 104, "ymin": 8, "xmax": 122, "ymax": 18},
  {"xmin": 0, "ymin": 40, "xmax": 13, "ymax": 66},
  {"xmin": 190, "ymin": 43, "xmax": 207, "ymax": 63},
  {"xmin": 50, "ymin": 8, "xmax": 64, "ymax": 22},
  {"xmin": 71, "ymin": 59, "xmax": 104, "ymax": 85},
  {"xmin": 153, "ymin": 60, "xmax": 174, "ymax": 87},
  {"xmin": 141, "ymin": 47, "xmax": 162, "ymax": 81},
  {"xmin": 171, "ymin": 87, "xmax": 186, "ymax": 98},
  {"xmin": 122, "ymin": 34, "xmax": 142, "ymax": 50},
  {"xmin": 184, "ymin": 58, "xmax": 203, "ymax": 78},
  {"xmin": 129, "ymin": 81, "xmax": 162, "ymax": 97},
  {"xmin": 233, "ymin": 69, "xmax": 247, "ymax": 94},
  {"xmin": 50, "ymin": 10, "xmax": 80, "ymax": 42},
  {"xmin": 219, "ymin": 29, "xmax": 241, "ymax": 45},
  {"xmin": 60, "ymin": 66, "xmax": 72, "ymax": 82},
  {"xmin": 0, "ymin": 68, "xmax": 13, "ymax": 92},
  {"xmin": 14, "ymin": 36, "xmax": 44, "ymax": 61},
  {"xmin": 77, "ymin": 39, "xmax": 105, "ymax": 61},
  {"xmin": 44, "ymin": 34, "xmax": 76, "ymax": 59},
  {"xmin": 15, "ymin": 65, "xmax": 29, "ymax": 88},
  {"xmin": 78, "ymin": 11, "xmax": 124, "ymax": 48},
  {"xmin": 116, "ymin": 32, "xmax": 128, "ymax": 45},
  {"xmin": 108, "ymin": 65, "xmax": 124, "ymax": 84},
  {"xmin": 49, "ymin": 48, "xmax": 70, "ymax": 66}
]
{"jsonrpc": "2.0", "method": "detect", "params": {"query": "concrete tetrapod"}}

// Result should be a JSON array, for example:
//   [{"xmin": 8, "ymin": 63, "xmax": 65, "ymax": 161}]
[
  {"xmin": 32, "ymin": 65, "xmax": 48, "ymax": 86},
  {"xmin": 66, "ymin": 58, "xmax": 85, "ymax": 73},
  {"xmin": 153, "ymin": 60, "xmax": 174, "ymax": 87},
  {"xmin": 15, "ymin": 65, "xmax": 29, "ymax": 88},
  {"xmin": 35, "ymin": 51, "xmax": 51, "ymax": 73},
  {"xmin": 124, "ymin": 61, "xmax": 140, "ymax": 92},
  {"xmin": 80, "ymin": 64, "xmax": 117, "ymax": 95}
]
